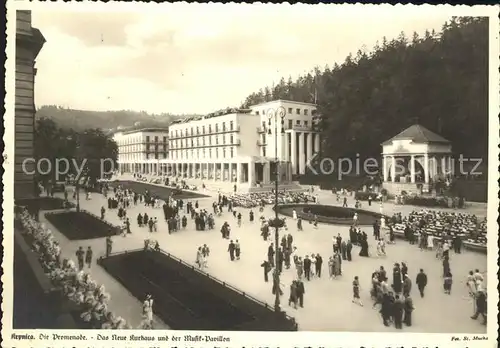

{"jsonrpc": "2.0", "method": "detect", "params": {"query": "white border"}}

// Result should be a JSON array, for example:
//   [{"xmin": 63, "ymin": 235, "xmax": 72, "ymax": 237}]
[{"xmin": 2, "ymin": 3, "xmax": 499, "ymax": 348}]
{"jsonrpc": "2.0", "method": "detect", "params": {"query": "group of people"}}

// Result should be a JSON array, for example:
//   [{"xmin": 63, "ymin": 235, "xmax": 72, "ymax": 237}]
[
  {"xmin": 229, "ymin": 190, "xmax": 316, "ymax": 209},
  {"xmin": 390, "ymin": 210, "xmax": 487, "ymax": 249}
]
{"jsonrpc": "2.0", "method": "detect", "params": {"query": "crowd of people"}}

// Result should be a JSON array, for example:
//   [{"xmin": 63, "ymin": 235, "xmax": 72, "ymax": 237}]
[
  {"xmin": 390, "ymin": 210, "xmax": 487, "ymax": 250},
  {"xmin": 229, "ymin": 190, "xmax": 316, "ymax": 208}
]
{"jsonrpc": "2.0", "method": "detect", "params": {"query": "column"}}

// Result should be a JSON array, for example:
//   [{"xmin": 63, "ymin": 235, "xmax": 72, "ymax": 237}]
[
  {"xmin": 410, "ymin": 155, "xmax": 416, "ymax": 183},
  {"xmin": 314, "ymin": 133, "xmax": 320, "ymax": 154},
  {"xmin": 382, "ymin": 156, "xmax": 388, "ymax": 182},
  {"xmin": 236, "ymin": 163, "xmax": 242, "ymax": 184},
  {"xmin": 391, "ymin": 156, "xmax": 396, "ymax": 182},
  {"xmin": 448, "ymin": 156, "xmax": 453, "ymax": 176},
  {"xmin": 306, "ymin": 132, "xmax": 313, "ymax": 166},
  {"xmin": 248, "ymin": 162, "xmax": 255, "ymax": 185},
  {"xmin": 263, "ymin": 162, "xmax": 270, "ymax": 184},
  {"xmin": 424, "ymin": 154, "xmax": 429, "ymax": 184},
  {"xmin": 229, "ymin": 163, "xmax": 233, "ymax": 182},
  {"xmin": 441, "ymin": 156, "xmax": 447, "ymax": 175},
  {"xmin": 290, "ymin": 130, "xmax": 297, "ymax": 175},
  {"xmin": 212, "ymin": 163, "xmax": 217, "ymax": 181},
  {"xmin": 298, "ymin": 132, "xmax": 305, "ymax": 175}
]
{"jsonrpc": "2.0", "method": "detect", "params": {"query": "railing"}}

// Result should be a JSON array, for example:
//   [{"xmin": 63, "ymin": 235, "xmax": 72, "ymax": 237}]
[
  {"xmin": 257, "ymin": 126, "xmax": 266, "ymax": 133},
  {"xmin": 257, "ymin": 139, "xmax": 266, "ymax": 146},
  {"xmin": 103, "ymin": 248, "xmax": 297, "ymax": 327}
]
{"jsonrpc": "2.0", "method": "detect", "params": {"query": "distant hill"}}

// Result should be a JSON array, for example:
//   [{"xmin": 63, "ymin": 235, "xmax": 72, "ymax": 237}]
[{"xmin": 35, "ymin": 105, "xmax": 195, "ymax": 132}]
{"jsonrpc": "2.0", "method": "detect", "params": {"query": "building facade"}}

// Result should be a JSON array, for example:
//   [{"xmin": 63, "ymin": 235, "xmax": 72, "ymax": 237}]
[
  {"xmin": 251, "ymin": 100, "xmax": 321, "ymax": 176},
  {"xmin": 117, "ymin": 100, "xmax": 320, "ymax": 190},
  {"xmin": 15, "ymin": 10, "xmax": 45, "ymax": 200},
  {"xmin": 112, "ymin": 128, "xmax": 169, "ymax": 174}
]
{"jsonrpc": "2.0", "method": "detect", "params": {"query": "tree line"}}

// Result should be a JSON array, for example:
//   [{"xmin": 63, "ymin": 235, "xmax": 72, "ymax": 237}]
[
  {"xmin": 34, "ymin": 117, "xmax": 119, "ymax": 184},
  {"xmin": 240, "ymin": 17, "xmax": 489, "ymax": 169}
]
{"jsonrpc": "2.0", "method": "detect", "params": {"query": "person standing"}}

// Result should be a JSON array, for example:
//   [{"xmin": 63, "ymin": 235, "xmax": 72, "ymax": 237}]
[
  {"xmin": 315, "ymin": 254, "xmax": 323, "ymax": 278},
  {"xmin": 403, "ymin": 274, "xmax": 412, "ymax": 297},
  {"xmin": 471, "ymin": 289, "xmax": 487, "ymax": 325},
  {"xmin": 267, "ymin": 243, "xmax": 275, "ymax": 267},
  {"xmin": 288, "ymin": 281, "xmax": 298, "ymax": 309},
  {"xmin": 85, "ymin": 246, "xmax": 93, "ymax": 268},
  {"xmin": 76, "ymin": 246, "xmax": 85, "ymax": 271},
  {"xmin": 261, "ymin": 260, "xmax": 271, "ymax": 282},
  {"xmin": 228, "ymin": 240, "xmax": 236, "ymax": 261},
  {"xmin": 296, "ymin": 279, "xmax": 305, "ymax": 308},
  {"xmin": 346, "ymin": 240, "xmax": 353, "ymax": 261},
  {"xmin": 443, "ymin": 272, "xmax": 453, "ymax": 295},
  {"xmin": 235, "ymin": 239, "xmax": 241, "ymax": 260},
  {"xmin": 415, "ymin": 269, "xmax": 427, "ymax": 298},
  {"xmin": 105, "ymin": 236, "xmax": 113, "ymax": 257},
  {"xmin": 352, "ymin": 276, "xmax": 363, "ymax": 306},
  {"xmin": 403, "ymin": 295, "xmax": 414, "ymax": 326},
  {"xmin": 393, "ymin": 294, "xmax": 404, "ymax": 329},
  {"xmin": 303, "ymin": 255, "xmax": 312, "ymax": 281}
]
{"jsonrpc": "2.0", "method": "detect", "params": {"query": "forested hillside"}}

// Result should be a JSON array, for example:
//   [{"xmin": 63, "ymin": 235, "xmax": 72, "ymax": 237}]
[
  {"xmin": 35, "ymin": 105, "xmax": 191, "ymax": 132},
  {"xmin": 241, "ymin": 17, "xmax": 488, "ymax": 163}
]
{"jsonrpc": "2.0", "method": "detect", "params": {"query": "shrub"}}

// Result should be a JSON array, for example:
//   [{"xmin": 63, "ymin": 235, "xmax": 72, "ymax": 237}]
[
  {"xmin": 402, "ymin": 195, "xmax": 449, "ymax": 208},
  {"xmin": 354, "ymin": 191, "xmax": 379, "ymax": 201},
  {"xmin": 401, "ymin": 190, "xmax": 408, "ymax": 196}
]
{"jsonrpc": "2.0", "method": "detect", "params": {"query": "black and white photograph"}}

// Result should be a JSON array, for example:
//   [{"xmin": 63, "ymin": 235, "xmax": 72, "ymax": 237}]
[{"xmin": 3, "ymin": 3, "xmax": 498, "ymax": 343}]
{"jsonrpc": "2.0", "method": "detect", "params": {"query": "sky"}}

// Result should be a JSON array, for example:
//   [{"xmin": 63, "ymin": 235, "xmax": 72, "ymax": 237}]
[{"xmin": 31, "ymin": 4, "xmax": 453, "ymax": 115}]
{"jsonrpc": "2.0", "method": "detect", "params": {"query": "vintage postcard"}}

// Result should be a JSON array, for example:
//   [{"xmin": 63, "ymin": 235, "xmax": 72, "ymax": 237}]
[{"xmin": 2, "ymin": 2, "xmax": 499, "ymax": 348}]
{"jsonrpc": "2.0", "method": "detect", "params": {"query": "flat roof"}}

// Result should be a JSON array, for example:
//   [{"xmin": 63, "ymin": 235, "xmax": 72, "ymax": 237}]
[
  {"xmin": 114, "ymin": 127, "xmax": 170, "ymax": 135},
  {"xmin": 249, "ymin": 99, "xmax": 317, "ymax": 108}
]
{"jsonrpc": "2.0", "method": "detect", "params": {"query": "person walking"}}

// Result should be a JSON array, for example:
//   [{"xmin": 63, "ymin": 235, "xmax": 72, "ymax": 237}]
[
  {"xmin": 85, "ymin": 246, "xmax": 93, "ymax": 268},
  {"xmin": 415, "ymin": 269, "xmax": 427, "ymax": 298}
]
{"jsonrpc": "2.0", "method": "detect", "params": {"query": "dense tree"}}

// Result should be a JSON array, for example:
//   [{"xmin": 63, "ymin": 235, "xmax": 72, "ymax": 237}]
[
  {"xmin": 34, "ymin": 118, "xmax": 118, "ymax": 184},
  {"xmin": 240, "ymin": 17, "xmax": 488, "ymax": 172}
]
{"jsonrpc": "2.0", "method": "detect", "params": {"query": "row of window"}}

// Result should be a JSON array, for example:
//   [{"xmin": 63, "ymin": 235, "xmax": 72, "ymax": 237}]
[
  {"xmin": 170, "ymin": 147, "xmax": 236, "ymax": 160},
  {"xmin": 119, "ymin": 144, "xmax": 168, "ymax": 152},
  {"xmin": 169, "ymin": 134, "xmax": 239, "ymax": 149},
  {"xmin": 116, "ymin": 135, "xmax": 168, "ymax": 146},
  {"xmin": 170, "ymin": 121, "xmax": 236, "ymax": 138},
  {"xmin": 261, "ymin": 119, "xmax": 311, "ymax": 129},
  {"xmin": 255, "ymin": 108, "xmax": 316, "ymax": 116}
]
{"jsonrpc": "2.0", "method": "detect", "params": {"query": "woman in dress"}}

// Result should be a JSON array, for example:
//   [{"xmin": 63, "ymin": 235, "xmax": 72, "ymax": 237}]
[
  {"xmin": 292, "ymin": 209, "xmax": 297, "ymax": 220},
  {"xmin": 328, "ymin": 256, "xmax": 334, "ymax": 278},
  {"xmin": 427, "ymin": 233, "xmax": 434, "ymax": 251},
  {"xmin": 196, "ymin": 247, "xmax": 203, "ymax": 268}
]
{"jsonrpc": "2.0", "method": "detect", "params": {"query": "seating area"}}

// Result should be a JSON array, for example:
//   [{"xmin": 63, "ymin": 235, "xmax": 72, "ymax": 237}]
[
  {"xmin": 391, "ymin": 210, "xmax": 487, "ymax": 252},
  {"xmin": 229, "ymin": 191, "xmax": 317, "ymax": 208},
  {"xmin": 110, "ymin": 180, "xmax": 209, "ymax": 200},
  {"xmin": 98, "ymin": 249, "xmax": 297, "ymax": 331}
]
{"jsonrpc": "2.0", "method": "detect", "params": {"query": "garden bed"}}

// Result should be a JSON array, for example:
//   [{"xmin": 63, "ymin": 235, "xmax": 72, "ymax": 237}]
[
  {"xmin": 98, "ymin": 250, "xmax": 297, "ymax": 331},
  {"xmin": 277, "ymin": 204, "xmax": 387, "ymax": 225},
  {"xmin": 110, "ymin": 181, "xmax": 210, "ymax": 200},
  {"xmin": 45, "ymin": 211, "xmax": 120, "ymax": 240}
]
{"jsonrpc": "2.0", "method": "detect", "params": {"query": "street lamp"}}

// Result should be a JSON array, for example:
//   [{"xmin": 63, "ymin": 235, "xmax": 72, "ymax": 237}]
[
  {"xmin": 67, "ymin": 135, "xmax": 81, "ymax": 212},
  {"xmin": 266, "ymin": 106, "xmax": 286, "ymax": 314}
]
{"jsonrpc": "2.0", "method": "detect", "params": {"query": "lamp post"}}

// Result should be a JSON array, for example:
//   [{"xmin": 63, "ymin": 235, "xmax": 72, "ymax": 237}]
[
  {"xmin": 267, "ymin": 106, "xmax": 286, "ymax": 313},
  {"xmin": 67, "ymin": 135, "xmax": 81, "ymax": 212}
]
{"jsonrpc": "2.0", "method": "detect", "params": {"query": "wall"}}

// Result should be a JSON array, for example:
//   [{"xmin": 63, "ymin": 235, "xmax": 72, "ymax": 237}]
[{"xmin": 15, "ymin": 11, "xmax": 45, "ymax": 200}]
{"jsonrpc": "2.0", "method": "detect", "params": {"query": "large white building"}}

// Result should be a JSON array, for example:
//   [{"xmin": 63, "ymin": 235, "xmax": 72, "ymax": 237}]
[
  {"xmin": 113, "ymin": 128, "xmax": 169, "ymax": 174},
  {"xmin": 115, "ymin": 100, "xmax": 320, "ymax": 190}
]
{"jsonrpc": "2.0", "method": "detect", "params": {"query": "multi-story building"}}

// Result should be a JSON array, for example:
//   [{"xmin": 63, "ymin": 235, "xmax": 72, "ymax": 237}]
[
  {"xmin": 112, "ymin": 128, "xmax": 169, "ymax": 174},
  {"xmin": 252, "ymin": 100, "xmax": 321, "ymax": 176},
  {"xmin": 117, "ymin": 100, "xmax": 320, "ymax": 190},
  {"xmin": 15, "ymin": 10, "xmax": 45, "ymax": 200}
]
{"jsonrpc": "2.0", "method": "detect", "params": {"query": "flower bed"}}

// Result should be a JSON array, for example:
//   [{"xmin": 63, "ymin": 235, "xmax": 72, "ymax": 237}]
[
  {"xmin": 401, "ymin": 195, "xmax": 449, "ymax": 208},
  {"xmin": 354, "ymin": 191, "xmax": 380, "ymax": 201},
  {"xmin": 276, "ymin": 204, "xmax": 387, "ymax": 226},
  {"xmin": 15, "ymin": 208, "xmax": 131, "ymax": 329},
  {"xmin": 45, "ymin": 211, "xmax": 120, "ymax": 240}
]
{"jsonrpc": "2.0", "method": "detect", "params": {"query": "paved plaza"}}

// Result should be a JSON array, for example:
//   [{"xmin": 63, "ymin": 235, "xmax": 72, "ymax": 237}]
[{"xmin": 43, "ymin": 186, "xmax": 487, "ymax": 332}]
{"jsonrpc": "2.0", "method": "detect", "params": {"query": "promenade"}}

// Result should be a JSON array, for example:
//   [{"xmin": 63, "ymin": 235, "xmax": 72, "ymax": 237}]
[{"xmin": 42, "ymin": 184, "xmax": 487, "ymax": 332}]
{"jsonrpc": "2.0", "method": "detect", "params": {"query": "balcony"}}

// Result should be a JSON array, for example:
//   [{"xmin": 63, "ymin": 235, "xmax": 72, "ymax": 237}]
[
  {"xmin": 284, "ymin": 124, "xmax": 314, "ymax": 132},
  {"xmin": 169, "ymin": 126, "xmax": 241, "ymax": 140},
  {"xmin": 232, "ymin": 139, "xmax": 241, "ymax": 146},
  {"xmin": 257, "ymin": 139, "xmax": 266, "ymax": 146},
  {"xmin": 257, "ymin": 126, "xmax": 266, "ymax": 134}
]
